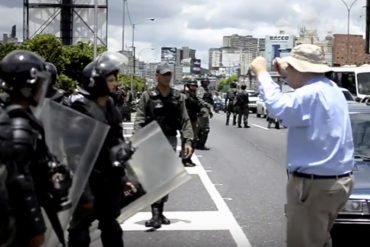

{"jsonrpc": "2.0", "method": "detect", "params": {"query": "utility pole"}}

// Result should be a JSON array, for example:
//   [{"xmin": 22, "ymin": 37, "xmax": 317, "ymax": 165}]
[
  {"xmin": 93, "ymin": 0, "xmax": 98, "ymax": 58},
  {"xmin": 366, "ymin": 0, "xmax": 370, "ymax": 53},
  {"xmin": 122, "ymin": 0, "xmax": 126, "ymax": 52}
]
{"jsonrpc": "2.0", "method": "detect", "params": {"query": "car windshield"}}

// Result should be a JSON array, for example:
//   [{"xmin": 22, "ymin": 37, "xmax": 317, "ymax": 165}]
[
  {"xmin": 326, "ymin": 71, "xmax": 357, "ymax": 95},
  {"xmin": 351, "ymin": 112, "xmax": 370, "ymax": 158},
  {"xmin": 342, "ymin": 90, "xmax": 354, "ymax": 101},
  {"xmin": 357, "ymin": 72, "xmax": 370, "ymax": 95}
]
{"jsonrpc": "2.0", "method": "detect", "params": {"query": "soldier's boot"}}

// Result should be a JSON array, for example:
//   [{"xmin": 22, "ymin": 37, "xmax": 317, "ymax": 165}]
[
  {"xmin": 267, "ymin": 121, "xmax": 272, "ymax": 128},
  {"xmin": 145, "ymin": 205, "xmax": 162, "ymax": 228},
  {"xmin": 225, "ymin": 115, "xmax": 229, "ymax": 125},
  {"xmin": 244, "ymin": 122, "xmax": 250, "ymax": 128},
  {"xmin": 232, "ymin": 115, "xmax": 237, "ymax": 126},
  {"xmin": 159, "ymin": 202, "xmax": 170, "ymax": 225}
]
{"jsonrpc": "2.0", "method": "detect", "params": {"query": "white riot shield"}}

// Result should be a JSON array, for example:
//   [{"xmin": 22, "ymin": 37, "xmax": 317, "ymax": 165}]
[
  {"xmin": 38, "ymin": 99, "xmax": 110, "ymax": 247},
  {"xmin": 118, "ymin": 121, "xmax": 192, "ymax": 221}
]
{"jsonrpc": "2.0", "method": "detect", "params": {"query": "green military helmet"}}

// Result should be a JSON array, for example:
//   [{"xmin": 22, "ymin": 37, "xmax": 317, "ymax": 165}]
[{"xmin": 185, "ymin": 78, "xmax": 198, "ymax": 88}]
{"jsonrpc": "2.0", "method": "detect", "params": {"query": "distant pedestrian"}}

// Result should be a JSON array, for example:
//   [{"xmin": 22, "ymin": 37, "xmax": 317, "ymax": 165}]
[
  {"xmin": 251, "ymin": 44, "xmax": 354, "ymax": 247},
  {"xmin": 235, "ymin": 84, "xmax": 250, "ymax": 128}
]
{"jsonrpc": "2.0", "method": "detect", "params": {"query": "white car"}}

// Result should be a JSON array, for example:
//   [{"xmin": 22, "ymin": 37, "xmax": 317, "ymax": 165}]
[
  {"xmin": 246, "ymin": 90, "xmax": 259, "ymax": 113},
  {"xmin": 340, "ymin": 87, "xmax": 355, "ymax": 101}
]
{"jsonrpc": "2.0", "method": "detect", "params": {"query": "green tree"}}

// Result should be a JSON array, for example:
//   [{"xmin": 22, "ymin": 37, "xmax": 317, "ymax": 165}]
[
  {"xmin": 217, "ymin": 75, "xmax": 238, "ymax": 92},
  {"xmin": 57, "ymin": 74, "xmax": 78, "ymax": 95},
  {"xmin": 21, "ymin": 34, "xmax": 66, "ymax": 71},
  {"xmin": 118, "ymin": 74, "xmax": 148, "ymax": 92},
  {"xmin": 0, "ymin": 42, "xmax": 18, "ymax": 60},
  {"xmin": 62, "ymin": 42, "xmax": 107, "ymax": 84}
]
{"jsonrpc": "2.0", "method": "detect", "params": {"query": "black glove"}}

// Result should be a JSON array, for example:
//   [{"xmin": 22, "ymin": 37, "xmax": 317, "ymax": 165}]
[
  {"xmin": 110, "ymin": 141, "xmax": 136, "ymax": 167},
  {"xmin": 47, "ymin": 161, "xmax": 73, "ymax": 211}
]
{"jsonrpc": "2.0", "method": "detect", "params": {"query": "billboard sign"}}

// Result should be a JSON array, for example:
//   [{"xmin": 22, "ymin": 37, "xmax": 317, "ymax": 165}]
[
  {"xmin": 192, "ymin": 58, "xmax": 201, "ymax": 74},
  {"xmin": 161, "ymin": 47, "xmax": 177, "ymax": 64}
]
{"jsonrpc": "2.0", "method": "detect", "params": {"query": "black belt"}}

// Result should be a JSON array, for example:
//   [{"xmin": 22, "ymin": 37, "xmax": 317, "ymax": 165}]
[{"xmin": 291, "ymin": 171, "xmax": 352, "ymax": 179}]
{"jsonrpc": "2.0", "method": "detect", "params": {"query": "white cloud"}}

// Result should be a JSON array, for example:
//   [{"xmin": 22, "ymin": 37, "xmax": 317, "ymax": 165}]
[{"xmin": 0, "ymin": 0, "xmax": 368, "ymax": 68}]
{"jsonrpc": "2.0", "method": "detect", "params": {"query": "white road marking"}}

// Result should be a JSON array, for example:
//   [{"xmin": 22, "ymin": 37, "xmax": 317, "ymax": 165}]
[
  {"xmin": 121, "ymin": 122, "xmax": 252, "ymax": 247},
  {"xmin": 252, "ymin": 124, "xmax": 269, "ymax": 130},
  {"xmin": 191, "ymin": 155, "xmax": 252, "ymax": 247}
]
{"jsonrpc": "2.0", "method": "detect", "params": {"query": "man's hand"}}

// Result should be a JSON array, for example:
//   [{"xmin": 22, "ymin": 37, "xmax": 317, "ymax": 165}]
[
  {"xmin": 272, "ymin": 58, "xmax": 289, "ymax": 77},
  {"xmin": 250, "ymin": 56, "xmax": 268, "ymax": 76},
  {"xmin": 124, "ymin": 182, "xmax": 137, "ymax": 196},
  {"xmin": 183, "ymin": 143, "xmax": 193, "ymax": 158},
  {"xmin": 29, "ymin": 234, "xmax": 45, "ymax": 247}
]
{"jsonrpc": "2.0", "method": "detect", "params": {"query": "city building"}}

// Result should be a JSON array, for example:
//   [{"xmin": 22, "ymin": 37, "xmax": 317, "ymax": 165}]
[
  {"xmin": 1, "ymin": 25, "xmax": 18, "ymax": 44},
  {"xmin": 333, "ymin": 34, "xmax": 370, "ymax": 66},
  {"xmin": 295, "ymin": 27, "xmax": 333, "ymax": 66},
  {"xmin": 264, "ymin": 33, "xmax": 295, "ymax": 71},
  {"xmin": 209, "ymin": 48, "xmax": 222, "ymax": 71}
]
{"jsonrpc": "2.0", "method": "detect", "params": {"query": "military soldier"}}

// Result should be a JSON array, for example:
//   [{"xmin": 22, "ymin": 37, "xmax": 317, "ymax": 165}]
[
  {"xmin": 196, "ymin": 77, "xmax": 213, "ymax": 150},
  {"xmin": 235, "ymin": 84, "xmax": 250, "ymax": 128},
  {"xmin": 182, "ymin": 79, "xmax": 203, "ymax": 167},
  {"xmin": 134, "ymin": 62, "xmax": 193, "ymax": 229},
  {"xmin": 225, "ymin": 82, "xmax": 238, "ymax": 125},
  {"xmin": 68, "ymin": 52, "xmax": 135, "ymax": 247},
  {"xmin": 0, "ymin": 50, "xmax": 71, "ymax": 247}
]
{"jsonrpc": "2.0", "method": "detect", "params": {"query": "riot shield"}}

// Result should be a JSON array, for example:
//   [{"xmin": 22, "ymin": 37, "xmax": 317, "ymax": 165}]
[
  {"xmin": 118, "ymin": 121, "xmax": 192, "ymax": 221},
  {"xmin": 38, "ymin": 99, "xmax": 110, "ymax": 247}
]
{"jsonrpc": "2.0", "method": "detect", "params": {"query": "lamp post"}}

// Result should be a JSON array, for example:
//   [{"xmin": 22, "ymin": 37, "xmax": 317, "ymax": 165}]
[
  {"xmin": 130, "ymin": 18, "xmax": 155, "ymax": 91},
  {"xmin": 122, "ymin": 0, "xmax": 127, "ymax": 52},
  {"xmin": 340, "ymin": 0, "xmax": 359, "ymax": 64}
]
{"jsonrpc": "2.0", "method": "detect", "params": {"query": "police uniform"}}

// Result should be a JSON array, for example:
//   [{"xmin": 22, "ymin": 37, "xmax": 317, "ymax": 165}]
[
  {"xmin": 134, "ymin": 86, "xmax": 193, "ymax": 228},
  {"xmin": 225, "ymin": 83, "xmax": 238, "ymax": 125},
  {"xmin": 182, "ymin": 82, "xmax": 203, "ymax": 166},
  {"xmin": 235, "ymin": 87, "xmax": 250, "ymax": 128},
  {"xmin": 0, "ymin": 50, "xmax": 71, "ymax": 247},
  {"xmin": 196, "ymin": 79, "xmax": 213, "ymax": 150},
  {"xmin": 68, "ymin": 54, "xmax": 132, "ymax": 247}
]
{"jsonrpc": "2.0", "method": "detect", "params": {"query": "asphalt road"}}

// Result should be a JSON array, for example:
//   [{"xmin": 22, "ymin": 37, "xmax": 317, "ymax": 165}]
[{"xmin": 90, "ymin": 111, "xmax": 289, "ymax": 247}]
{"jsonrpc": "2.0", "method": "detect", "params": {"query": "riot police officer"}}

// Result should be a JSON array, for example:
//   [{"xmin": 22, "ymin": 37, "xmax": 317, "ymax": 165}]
[
  {"xmin": 0, "ymin": 50, "xmax": 71, "ymax": 247},
  {"xmin": 225, "ymin": 82, "xmax": 238, "ymax": 125},
  {"xmin": 68, "ymin": 52, "xmax": 135, "ymax": 247},
  {"xmin": 134, "ymin": 62, "xmax": 193, "ymax": 229},
  {"xmin": 45, "ymin": 62, "xmax": 67, "ymax": 104},
  {"xmin": 235, "ymin": 84, "xmax": 250, "ymax": 128},
  {"xmin": 196, "ymin": 77, "xmax": 213, "ymax": 150}
]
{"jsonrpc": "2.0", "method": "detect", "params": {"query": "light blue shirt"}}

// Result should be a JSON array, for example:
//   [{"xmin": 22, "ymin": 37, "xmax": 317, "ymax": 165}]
[{"xmin": 258, "ymin": 72, "xmax": 354, "ymax": 175}]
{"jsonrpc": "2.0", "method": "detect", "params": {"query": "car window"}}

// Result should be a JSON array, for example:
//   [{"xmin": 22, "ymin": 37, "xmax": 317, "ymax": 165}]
[
  {"xmin": 351, "ymin": 113, "xmax": 370, "ymax": 157},
  {"xmin": 342, "ymin": 90, "xmax": 354, "ymax": 101}
]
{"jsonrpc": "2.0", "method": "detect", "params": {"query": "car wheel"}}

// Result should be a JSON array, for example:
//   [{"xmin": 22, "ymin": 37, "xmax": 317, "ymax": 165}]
[{"xmin": 256, "ymin": 112, "xmax": 261, "ymax": 117}]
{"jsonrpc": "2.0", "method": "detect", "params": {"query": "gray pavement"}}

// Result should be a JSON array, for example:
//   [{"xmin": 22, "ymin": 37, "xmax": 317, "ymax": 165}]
[{"xmin": 90, "ymin": 111, "xmax": 288, "ymax": 247}]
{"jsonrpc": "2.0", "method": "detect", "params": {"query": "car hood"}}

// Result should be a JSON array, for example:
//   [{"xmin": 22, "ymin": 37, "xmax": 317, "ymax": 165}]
[{"xmin": 350, "ymin": 160, "xmax": 370, "ymax": 200}]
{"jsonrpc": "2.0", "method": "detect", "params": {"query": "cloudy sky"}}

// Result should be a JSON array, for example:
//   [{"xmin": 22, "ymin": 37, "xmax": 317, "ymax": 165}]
[{"xmin": 0, "ymin": 0, "xmax": 368, "ymax": 67}]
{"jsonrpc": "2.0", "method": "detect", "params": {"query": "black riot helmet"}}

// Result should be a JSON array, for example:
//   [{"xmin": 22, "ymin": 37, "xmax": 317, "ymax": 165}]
[
  {"xmin": 185, "ymin": 79, "xmax": 198, "ymax": 88},
  {"xmin": 200, "ymin": 77, "xmax": 210, "ymax": 88},
  {"xmin": 45, "ymin": 62, "xmax": 58, "ymax": 86},
  {"xmin": 0, "ymin": 50, "xmax": 50, "ymax": 106},
  {"xmin": 230, "ymin": 82, "xmax": 237, "ymax": 88},
  {"xmin": 81, "ymin": 51, "xmax": 128, "ymax": 98}
]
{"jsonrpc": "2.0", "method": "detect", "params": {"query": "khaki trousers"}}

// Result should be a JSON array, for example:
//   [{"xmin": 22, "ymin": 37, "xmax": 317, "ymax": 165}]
[{"xmin": 286, "ymin": 174, "xmax": 353, "ymax": 247}]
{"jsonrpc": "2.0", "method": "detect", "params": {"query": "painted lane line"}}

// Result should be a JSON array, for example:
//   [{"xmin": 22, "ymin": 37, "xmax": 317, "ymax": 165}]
[
  {"xmin": 191, "ymin": 156, "xmax": 252, "ymax": 247},
  {"xmin": 252, "ymin": 124, "xmax": 269, "ymax": 130}
]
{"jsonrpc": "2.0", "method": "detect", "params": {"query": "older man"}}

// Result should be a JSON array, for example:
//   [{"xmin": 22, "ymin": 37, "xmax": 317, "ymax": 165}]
[{"xmin": 251, "ymin": 44, "xmax": 354, "ymax": 247}]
